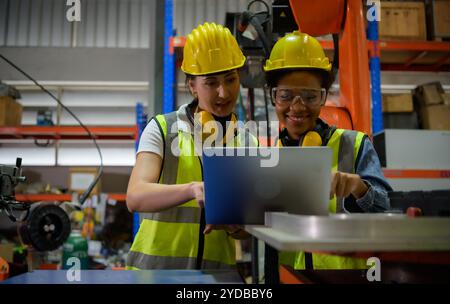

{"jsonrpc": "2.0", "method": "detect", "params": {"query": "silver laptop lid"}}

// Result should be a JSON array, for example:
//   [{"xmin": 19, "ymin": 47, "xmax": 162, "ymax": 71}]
[{"xmin": 203, "ymin": 147, "xmax": 332, "ymax": 224}]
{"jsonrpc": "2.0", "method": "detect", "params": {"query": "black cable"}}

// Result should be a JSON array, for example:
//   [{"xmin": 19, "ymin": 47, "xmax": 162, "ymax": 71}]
[
  {"xmin": 0, "ymin": 199, "xmax": 30, "ymax": 222},
  {"xmin": 242, "ymin": 0, "xmax": 271, "ymax": 58},
  {"xmin": 0, "ymin": 53, "xmax": 103, "ymax": 207},
  {"xmin": 243, "ymin": 1, "xmax": 271, "ymax": 146},
  {"xmin": 196, "ymin": 208, "xmax": 206, "ymax": 270},
  {"xmin": 262, "ymin": 87, "xmax": 271, "ymax": 147},
  {"xmin": 34, "ymin": 139, "xmax": 53, "ymax": 147},
  {"xmin": 331, "ymin": 34, "xmax": 340, "ymax": 85},
  {"xmin": 254, "ymin": 11, "xmax": 271, "ymax": 25},
  {"xmin": 249, "ymin": 17, "xmax": 271, "ymax": 58},
  {"xmin": 305, "ymin": 252, "xmax": 314, "ymax": 270}
]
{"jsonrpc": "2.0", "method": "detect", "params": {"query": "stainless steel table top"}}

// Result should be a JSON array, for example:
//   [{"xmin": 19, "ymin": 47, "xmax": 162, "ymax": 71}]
[{"xmin": 245, "ymin": 213, "xmax": 450, "ymax": 252}]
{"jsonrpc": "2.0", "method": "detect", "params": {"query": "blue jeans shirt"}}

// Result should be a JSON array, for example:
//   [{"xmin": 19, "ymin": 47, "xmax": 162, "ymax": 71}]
[{"xmin": 343, "ymin": 136, "xmax": 392, "ymax": 213}]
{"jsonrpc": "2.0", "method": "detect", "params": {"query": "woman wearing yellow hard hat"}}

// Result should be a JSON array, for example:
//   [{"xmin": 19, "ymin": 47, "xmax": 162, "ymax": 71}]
[
  {"xmin": 264, "ymin": 31, "xmax": 392, "ymax": 270},
  {"xmin": 125, "ymin": 23, "xmax": 253, "ymax": 270}
]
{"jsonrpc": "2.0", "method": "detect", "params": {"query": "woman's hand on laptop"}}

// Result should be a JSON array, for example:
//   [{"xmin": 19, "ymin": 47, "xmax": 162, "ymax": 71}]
[
  {"xmin": 189, "ymin": 181, "xmax": 205, "ymax": 208},
  {"xmin": 330, "ymin": 171, "xmax": 368, "ymax": 199}
]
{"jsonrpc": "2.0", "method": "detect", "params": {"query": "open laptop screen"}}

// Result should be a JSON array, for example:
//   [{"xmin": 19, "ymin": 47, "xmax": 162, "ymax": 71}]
[{"xmin": 203, "ymin": 147, "xmax": 332, "ymax": 224}]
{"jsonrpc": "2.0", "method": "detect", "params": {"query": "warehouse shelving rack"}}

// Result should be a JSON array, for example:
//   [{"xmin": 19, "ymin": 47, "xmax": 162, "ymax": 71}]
[
  {"xmin": 0, "ymin": 113, "xmax": 142, "ymax": 201},
  {"xmin": 0, "ymin": 123, "xmax": 137, "ymax": 205},
  {"xmin": 0, "ymin": 105, "xmax": 145, "ymax": 239},
  {"xmin": 167, "ymin": 1, "xmax": 450, "ymax": 185},
  {"xmin": 15, "ymin": 193, "xmax": 126, "ymax": 203},
  {"xmin": 0, "ymin": 125, "xmax": 138, "ymax": 140},
  {"xmin": 377, "ymin": 40, "xmax": 450, "ymax": 72}
]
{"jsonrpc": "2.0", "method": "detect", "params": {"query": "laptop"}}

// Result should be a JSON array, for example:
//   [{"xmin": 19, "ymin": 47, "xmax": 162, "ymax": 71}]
[{"xmin": 202, "ymin": 147, "xmax": 332, "ymax": 225}]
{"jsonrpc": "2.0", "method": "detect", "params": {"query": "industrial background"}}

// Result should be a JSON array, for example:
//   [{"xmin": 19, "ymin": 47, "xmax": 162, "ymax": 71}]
[{"xmin": 0, "ymin": 0, "xmax": 449, "ymax": 284}]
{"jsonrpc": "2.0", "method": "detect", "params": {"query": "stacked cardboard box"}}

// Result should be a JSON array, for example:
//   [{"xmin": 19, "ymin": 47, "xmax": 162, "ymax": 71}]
[
  {"xmin": 414, "ymin": 82, "xmax": 450, "ymax": 130},
  {"xmin": 379, "ymin": 1, "xmax": 427, "ymax": 41},
  {"xmin": 69, "ymin": 167, "xmax": 101, "ymax": 196},
  {"xmin": 382, "ymin": 94, "xmax": 414, "ymax": 113},
  {"xmin": 0, "ymin": 96, "xmax": 23, "ymax": 126},
  {"xmin": 428, "ymin": 0, "xmax": 450, "ymax": 40},
  {"xmin": 382, "ymin": 93, "xmax": 419, "ymax": 129}
]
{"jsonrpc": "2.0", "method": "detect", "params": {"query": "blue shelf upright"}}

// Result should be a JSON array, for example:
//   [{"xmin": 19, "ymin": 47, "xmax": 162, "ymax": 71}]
[
  {"xmin": 367, "ymin": 4, "xmax": 384, "ymax": 134},
  {"xmin": 163, "ymin": 0, "xmax": 175, "ymax": 114}
]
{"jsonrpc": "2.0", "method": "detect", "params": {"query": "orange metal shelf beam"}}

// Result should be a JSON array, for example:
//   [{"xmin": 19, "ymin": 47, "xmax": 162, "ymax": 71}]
[
  {"xmin": 383, "ymin": 169, "xmax": 450, "ymax": 179},
  {"xmin": 15, "ymin": 193, "xmax": 126, "ymax": 202},
  {"xmin": 378, "ymin": 41, "xmax": 450, "ymax": 52},
  {"xmin": 0, "ymin": 126, "xmax": 138, "ymax": 140},
  {"xmin": 16, "ymin": 194, "xmax": 72, "ymax": 202},
  {"xmin": 380, "ymin": 64, "xmax": 450, "ymax": 72},
  {"xmin": 107, "ymin": 193, "xmax": 127, "ymax": 201}
]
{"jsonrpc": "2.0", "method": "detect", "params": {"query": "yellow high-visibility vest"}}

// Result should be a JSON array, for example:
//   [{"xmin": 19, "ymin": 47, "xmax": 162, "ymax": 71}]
[
  {"xmin": 278, "ymin": 128, "xmax": 368, "ymax": 270},
  {"xmin": 127, "ymin": 106, "xmax": 256, "ymax": 270}
]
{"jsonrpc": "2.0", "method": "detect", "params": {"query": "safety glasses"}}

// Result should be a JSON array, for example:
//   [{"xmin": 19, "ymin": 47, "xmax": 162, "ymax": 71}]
[{"xmin": 272, "ymin": 86, "xmax": 327, "ymax": 107}]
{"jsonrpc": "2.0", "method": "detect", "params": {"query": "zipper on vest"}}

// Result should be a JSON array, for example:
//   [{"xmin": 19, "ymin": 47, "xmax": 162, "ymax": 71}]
[{"xmin": 196, "ymin": 156, "xmax": 205, "ymax": 270}]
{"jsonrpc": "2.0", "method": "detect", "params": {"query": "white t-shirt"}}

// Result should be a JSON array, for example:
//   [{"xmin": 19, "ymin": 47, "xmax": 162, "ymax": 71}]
[
  {"xmin": 137, "ymin": 119, "xmax": 164, "ymax": 158},
  {"xmin": 137, "ymin": 103, "xmax": 195, "ymax": 158}
]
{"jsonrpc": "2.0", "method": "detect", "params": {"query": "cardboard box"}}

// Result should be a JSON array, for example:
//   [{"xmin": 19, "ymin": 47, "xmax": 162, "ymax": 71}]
[
  {"xmin": 0, "ymin": 96, "xmax": 23, "ymax": 126},
  {"xmin": 442, "ymin": 93, "xmax": 450, "ymax": 107},
  {"xmin": 420, "ymin": 104, "xmax": 450, "ymax": 130},
  {"xmin": 0, "ymin": 243, "xmax": 14, "ymax": 263},
  {"xmin": 414, "ymin": 82, "xmax": 445, "ymax": 106},
  {"xmin": 382, "ymin": 94, "xmax": 414, "ymax": 112},
  {"xmin": 431, "ymin": 0, "xmax": 450, "ymax": 38},
  {"xmin": 383, "ymin": 112, "xmax": 419, "ymax": 129},
  {"xmin": 69, "ymin": 167, "xmax": 101, "ymax": 196},
  {"xmin": 379, "ymin": 1, "xmax": 427, "ymax": 41}
]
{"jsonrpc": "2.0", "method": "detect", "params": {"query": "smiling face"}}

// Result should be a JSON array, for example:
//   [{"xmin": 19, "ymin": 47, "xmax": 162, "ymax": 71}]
[
  {"xmin": 274, "ymin": 71, "xmax": 324, "ymax": 140},
  {"xmin": 188, "ymin": 70, "xmax": 240, "ymax": 117}
]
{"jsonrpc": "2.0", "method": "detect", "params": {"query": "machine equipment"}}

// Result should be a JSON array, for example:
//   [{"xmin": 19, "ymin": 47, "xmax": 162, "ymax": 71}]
[{"xmin": 0, "ymin": 158, "xmax": 71, "ymax": 252}]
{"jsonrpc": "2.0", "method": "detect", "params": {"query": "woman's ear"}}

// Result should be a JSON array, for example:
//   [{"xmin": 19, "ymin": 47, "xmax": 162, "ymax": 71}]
[
  {"xmin": 264, "ymin": 84, "xmax": 275, "ymax": 106},
  {"xmin": 323, "ymin": 89, "xmax": 329, "ymax": 106},
  {"xmin": 187, "ymin": 78, "xmax": 197, "ymax": 98}
]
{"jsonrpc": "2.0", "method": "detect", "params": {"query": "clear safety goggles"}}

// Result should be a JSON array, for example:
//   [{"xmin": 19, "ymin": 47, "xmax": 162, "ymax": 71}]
[{"xmin": 272, "ymin": 86, "xmax": 327, "ymax": 107}]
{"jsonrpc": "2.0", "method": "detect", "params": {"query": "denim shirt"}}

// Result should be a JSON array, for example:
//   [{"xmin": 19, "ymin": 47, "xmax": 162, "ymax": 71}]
[{"xmin": 343, "ymin": 136, "xmax": 392, "ymax": 213}]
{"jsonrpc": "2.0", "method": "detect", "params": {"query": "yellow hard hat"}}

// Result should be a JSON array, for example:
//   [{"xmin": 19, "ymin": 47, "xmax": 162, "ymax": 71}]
[
  {"xmin": 181, "ymin": 22, "xmax": 246, "ymax": 76},
  {"xmin": 264, "ymin": 31, "xmax": 331, "ymax": 72}
]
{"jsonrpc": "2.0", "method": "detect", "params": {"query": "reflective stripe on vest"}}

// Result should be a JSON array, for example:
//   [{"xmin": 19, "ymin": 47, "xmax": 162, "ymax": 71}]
[
  {"xmin": 126, "ymin": 251, "xmax": 235, "ymax": 270},
  {"xmin": 127, "ymin": 108, "xmax": 253, "ymax": 270},
  {"xmin": 140, "ymin": 206, "xmax": 201, "ymax": 223},
  {"xmin": 329, "ymin": 129, "xmax": 365, "ymax": 213},
  {"xmin": 293, "ymin": 129, "xmax": 368, "ymax": 270}
]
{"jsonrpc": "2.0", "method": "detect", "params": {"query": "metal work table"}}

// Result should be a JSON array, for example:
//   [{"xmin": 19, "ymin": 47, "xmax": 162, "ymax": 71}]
[
  {"xmin": 1, "ymin": 270, "xmax": 244, "ymax": 284},
  {"xmin": 245, "ymin": 213, "xmax": 450, "ymax": 283}
]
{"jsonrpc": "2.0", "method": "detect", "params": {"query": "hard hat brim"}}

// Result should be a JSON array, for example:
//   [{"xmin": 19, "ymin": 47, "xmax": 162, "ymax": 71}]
[
  {"xmin": 264, "ymin": 64, "xmax": 332, "ymax": 73},
  {"xmin": 182, "ymin": 58, "xmax": 246, "ymax": 76}
]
